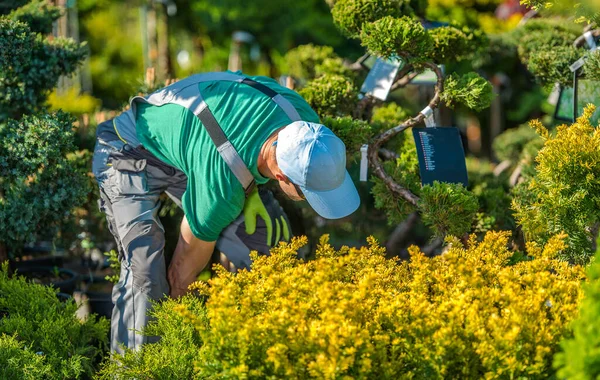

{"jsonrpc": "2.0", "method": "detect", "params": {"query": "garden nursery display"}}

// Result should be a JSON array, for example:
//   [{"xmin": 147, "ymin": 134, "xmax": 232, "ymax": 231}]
[{"xmin": 1, "ymin": 0, "xmax": 600, "ymax": 378}]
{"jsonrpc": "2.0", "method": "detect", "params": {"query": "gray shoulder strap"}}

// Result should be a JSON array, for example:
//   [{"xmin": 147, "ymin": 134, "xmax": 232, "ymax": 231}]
[{"xmin": 127, "ymin": 72, "xmax": 301, "ymax": 196}]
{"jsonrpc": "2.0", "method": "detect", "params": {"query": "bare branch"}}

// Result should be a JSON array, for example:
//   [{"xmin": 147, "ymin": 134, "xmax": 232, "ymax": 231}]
[
  {"xmin": 367, "ymin": 61, "xmax": 444, "ymax": 206},
  {"xmin": 378, "ymin": 148, "xmax": 399, "ymax": 161},
  {"xmin": 344, "ymin": 53, "xmax": 371, "ymax": 71},
  {"xmin": 391, "ymin": 70, "xmax": 419, "ymax": 91}
]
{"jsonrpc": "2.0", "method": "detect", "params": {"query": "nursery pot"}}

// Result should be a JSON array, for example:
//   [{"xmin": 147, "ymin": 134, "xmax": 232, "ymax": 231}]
[
  {"xmin": 82, "ymin": 276, "xmax": 114, "ymax": 319},
  {"xmin": 10, "ymin": 243, "xmax": 66, "ymax": 271},
  {"xmin": 17, "ymin": 266, "xmax": 78, "ymax": 294},
  {"xmin": 11, "ymin": 255, "xmax": 64, "ymax": 270}
]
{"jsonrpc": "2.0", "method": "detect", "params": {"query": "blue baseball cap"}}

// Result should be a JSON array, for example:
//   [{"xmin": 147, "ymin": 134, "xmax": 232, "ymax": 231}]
[{"xmin": 275, "ymin": 121, "xmax": 360, "ymax": 219}]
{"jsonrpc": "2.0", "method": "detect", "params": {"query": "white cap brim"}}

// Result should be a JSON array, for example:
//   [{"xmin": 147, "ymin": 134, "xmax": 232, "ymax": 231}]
[{"xmin": 300, "ymin": 171, "xmax": 360, "ymax": 219}]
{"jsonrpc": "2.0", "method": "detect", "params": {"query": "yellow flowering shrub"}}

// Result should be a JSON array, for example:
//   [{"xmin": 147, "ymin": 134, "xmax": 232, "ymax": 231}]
[{"xmin": 98, "ymin": 232, "xmax": 584, "ymax": 379}]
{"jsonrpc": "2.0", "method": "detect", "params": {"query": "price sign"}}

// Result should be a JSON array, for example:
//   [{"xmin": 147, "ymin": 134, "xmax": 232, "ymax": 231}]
[{"xmin": 412, "ymin": 127, "xmax": 468, "ymax": 187}]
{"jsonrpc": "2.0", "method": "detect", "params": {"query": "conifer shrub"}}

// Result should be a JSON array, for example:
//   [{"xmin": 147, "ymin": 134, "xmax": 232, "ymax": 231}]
[
  {"xmin": 0, "ymin": 263, "xmax": 108, "ymax": 379},
  {"xmin": 555, "ymin": 244, "xmax": 600, "ymax": 379},
  {"xmin": 282, "ymin": 44, "xmax": 354, "ymax": 82},
  {"xmin": 0, "ymin": 1, "xmax": 89, "ymax": 254},
  {"xmin": 299, "ymin": 74, "xmax": 358, "ymax": 117},
  {"xmin": 104, "ymin": 232, "xmax": 583, "ymax": 379},
  {"xmin": 513, "ymin": 105, "xmax": 600, "ymax": 263}
]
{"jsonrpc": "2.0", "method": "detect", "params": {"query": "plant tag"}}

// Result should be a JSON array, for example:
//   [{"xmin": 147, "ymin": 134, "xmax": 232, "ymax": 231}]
[
  {"xmin": 360, "ymin": 57, "xmax": 404, "ymax": 101},
  {"xmin": 412, "ymin": 127, "xmax": 468, "ymax": 187},
  {"xmin": 360, "ymin": 144, "xmax": 369, "ymax": 182},
  {"xmin": 584, "ymin": 31, "xmax": 597, "ymax": 51},
  {"xmin": 420, "ymin": 106, "xmax": 436, "ymax": 128},
  {"xmin": 570, "ymin": 57, "xmax": 586, "ymax": 72}
]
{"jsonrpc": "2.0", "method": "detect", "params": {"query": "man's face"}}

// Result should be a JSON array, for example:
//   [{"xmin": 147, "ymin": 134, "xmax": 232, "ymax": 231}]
[{"xmin": 277, "ymin": 177, "xmax": 304, "ymax": 202}]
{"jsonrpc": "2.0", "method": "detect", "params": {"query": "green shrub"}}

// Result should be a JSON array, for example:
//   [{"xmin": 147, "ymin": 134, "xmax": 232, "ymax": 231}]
[
  {"xmin": 441, "ymin": 72, "xmax": 495, "ymax": 112},
  {"xmin": 321, "ymin": 116, "xmax": 373, "ymax": 154},
  {"xmin": 418, "ymin": 181, "xmax": 479, "ymax": 237},
  {"xmin": 105, "ymin": 232, "xmax": 583, "ymax": 379},
  {"xmin": 371, "ymin": 132, "xmax": 422, "ymax": 224},
  {"xmin": 513, "ymin": 106, "xmax": 600, "ymax": 264},
  {"xmin": 555, "ymin": 244, "xmax": 600, "ymax": 379},
  {"xmin": 510, "ymin": 19, "xmax": 582, "ymax": 86},
  {"xmin": 98, "ymin": 295, "xmax": 204, "ymax": 379},
  {"xmin": 6, "ymin": 0, "xmax": 61, "ymax": 35},
  {"xmin": 0, "ymin": 112, "xmax": 90, "ymax": 248},
  {"xmin": 370, "ymin": 102, "xmax": 410, "ymax": 131},
  {"xmin": 427, "ymin": 25, "xmax": 487, "ymax": 64},
  {"xmin": 0, "ymin": 2, "xmax": 88, "ymax": 254},
  {"xmin": 0, "ymin": 263, "xmax": 108, "ymax": 379},
  {"xmin": 493, "ymin": 124, "xmax": 543, "ymax": 163},
  {"xmin": 0, "ymin": 334, "xmax": 53, "ymax": 379},
  {"xmin": 299, "ymin": 74, "xmax": 358, "ymax": 117},
  {"xmin": 331, "ymin": 0, "xmax": 409, "ymax": 37},
  {"xmin": 282, "ymin": 44, "xmax": 353, "ymax": 82},
  {"xmin": 360, "ymin": 15, "xmax": 432, "ymax": 61}
]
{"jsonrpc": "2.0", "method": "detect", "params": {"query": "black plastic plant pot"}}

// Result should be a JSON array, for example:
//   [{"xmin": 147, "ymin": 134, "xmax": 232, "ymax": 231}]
[
  {"xmin": 17, "ymin": 266, "xmax": 78, "ymax": 295},
  {"xmin": 11, "ymin": 254, "xmax": 64, "ymax": 270},
  {"xmin": 82, "ymin": 276, "xmax": 114, "ymax": 319}
]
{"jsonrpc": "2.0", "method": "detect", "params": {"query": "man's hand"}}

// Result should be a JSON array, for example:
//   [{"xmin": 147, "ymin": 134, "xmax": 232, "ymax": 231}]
[
  {"xmin": 243, "ymin": 188, "xmax": 290, "ymax": 246},
  {"xmin": 168, "ymin": 216, "xmax": 216, "ymax": 298}
]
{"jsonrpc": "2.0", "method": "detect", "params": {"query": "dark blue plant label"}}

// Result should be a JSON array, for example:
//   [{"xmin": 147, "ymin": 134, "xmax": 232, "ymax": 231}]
[{"xmin": 412, "ymin": 127, "xmax": 468, "ymax": 187}]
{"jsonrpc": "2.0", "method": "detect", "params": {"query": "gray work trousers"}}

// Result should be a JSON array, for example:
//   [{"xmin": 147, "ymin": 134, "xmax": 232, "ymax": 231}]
[{"xmin": 92, "ymin": 121, "xmax": 291, "ymax": 354}]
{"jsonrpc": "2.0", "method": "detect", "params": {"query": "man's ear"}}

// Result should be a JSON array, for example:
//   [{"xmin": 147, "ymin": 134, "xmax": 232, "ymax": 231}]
[{"xmin": 275, "ymin": 172, "xmax": 287, "ymax": 182}]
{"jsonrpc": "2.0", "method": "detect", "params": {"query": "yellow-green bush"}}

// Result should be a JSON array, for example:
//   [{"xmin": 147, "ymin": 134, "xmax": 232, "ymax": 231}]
[
  {"xmin": 104, "ymin": 232, "xmax": 583, "ymax": 379},
  {"xmin": 513, "ymin": 105, "xmax": 600, "ymax": 263}
]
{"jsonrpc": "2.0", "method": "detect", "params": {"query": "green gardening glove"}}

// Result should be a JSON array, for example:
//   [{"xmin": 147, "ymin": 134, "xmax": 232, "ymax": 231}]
[{"xmin": 243, "ymin": 188, "xmax": 290, "ymax": 246}]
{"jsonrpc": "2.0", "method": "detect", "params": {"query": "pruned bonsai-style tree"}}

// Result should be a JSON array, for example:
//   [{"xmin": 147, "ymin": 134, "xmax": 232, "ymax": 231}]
[
  {"xmin": 280, "ymin": 0, "xmax": 495, "ymax": 241},
  {"xmin": 0, "ymin": 0, "xmax": 89, "ymax": 260}
]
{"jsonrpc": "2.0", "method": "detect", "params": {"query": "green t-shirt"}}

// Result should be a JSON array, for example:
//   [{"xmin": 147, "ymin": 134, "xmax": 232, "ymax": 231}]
[{"xmin": 135, "ymin": 73, "xmax": 319, "ymax": 241}]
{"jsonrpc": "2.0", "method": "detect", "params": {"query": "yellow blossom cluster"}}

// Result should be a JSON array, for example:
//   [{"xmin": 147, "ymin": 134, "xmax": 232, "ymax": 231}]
[{"xmin": 176, "ymin": 232, "xmax": 583, "ymax": 379}]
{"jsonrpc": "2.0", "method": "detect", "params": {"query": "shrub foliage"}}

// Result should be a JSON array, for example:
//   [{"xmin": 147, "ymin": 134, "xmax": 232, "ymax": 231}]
[
  {"xmin": 0, "ymin": 263, "xmax": 108, "ymax": 379},
  {"xmin": 513, "ymin": 106, "xmax": 600, "ymax": 263},
  {"xmin": 104, "ymin": 232, "xmax": 583, "ymax": 379},
  {"xmin": 0, "ymin": 1, "xmax": 88, "ymax": 253}
]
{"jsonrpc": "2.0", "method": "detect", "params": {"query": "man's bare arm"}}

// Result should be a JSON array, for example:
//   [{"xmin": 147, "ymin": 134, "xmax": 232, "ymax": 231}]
[{"xmin": 167, "ymin": 215, "xmax": 216, "ymax": 298}]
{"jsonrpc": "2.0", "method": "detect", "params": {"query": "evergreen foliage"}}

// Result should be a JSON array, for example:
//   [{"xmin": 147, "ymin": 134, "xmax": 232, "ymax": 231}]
[
  {"xmin": 299, "ymin": 74, "xmax": 358, "ymax": 117},
  {"xmin": 331, "ymin": 0, "xmax": 410, "ymax": 37},
  {"xmin": 322, "ymin": 116, "xmax": 373, "ymax": 153},
  {"xmin": 0, "ymin": 1, "xmax": 88, "ymax": 253},
  {"xmin": 493, "ymin": 124, "xmax": 542, "ymax": 163},
  {"xmin": 282, "ymin": 44, "xmax": 354, "ymax": 81},
  {"xmin": 509, "ymin": 19, "xmax": 582, "ymax": 86},
  {"xmin": 371, "ymin": 134, "xmax": 421, "ymax": 225},
  {"xmin": 97, "ymin": 295, "xmax": 204, "ymax": 379},
  {"xmin": 0, "ymin": 263, "xmax": 108, "ymax": 379},
  {"xmin": 441, "ymin": 72, "xmax": 495, "ymax": 112},
  {"xmin": 360, "ymin": 16, "xmax": 433, "ymax": 60},
  {"xmin": 427, "ymin": 25, "xmax": 487, "ymax": 64},
  {"xmin": 418, "ymin": 181, "xmax": 479, "ymax": 237},
  {"xmin": 555, "ymin": 245, "xmax": 600, "ymax": 379},
  {"xmin": 513, "ymin": 106, "xmax": 600, "ymax": 264},
  {"xmin": 103, "ymin": 232, "xmax": 583, "ymax": 379}
]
